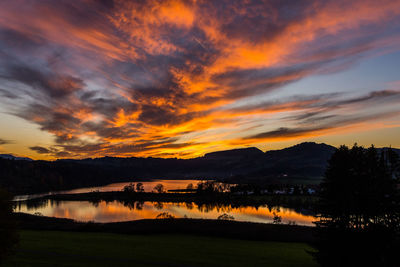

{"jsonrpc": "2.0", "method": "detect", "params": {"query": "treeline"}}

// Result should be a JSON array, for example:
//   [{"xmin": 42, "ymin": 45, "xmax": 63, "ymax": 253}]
[
  {"xmin": 120, "ymin": 180, "xmax": 317, "ymax": 197},
  {"xmin": 0, "ymin": 158, "xmax": 137, "ymax": 194}
]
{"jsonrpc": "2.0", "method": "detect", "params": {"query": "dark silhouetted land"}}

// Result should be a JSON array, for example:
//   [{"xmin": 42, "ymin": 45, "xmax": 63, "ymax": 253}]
[
  {"xmin": 5, "ymin": 231, "xmax": 316, "ymax": 267},
  {"xmin": 14, "ymin": 213, "xmax": 315, "ymax": 243}
]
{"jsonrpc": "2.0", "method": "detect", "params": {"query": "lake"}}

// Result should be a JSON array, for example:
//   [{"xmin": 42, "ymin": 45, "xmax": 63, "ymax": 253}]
[
  {"xmin": 13, "ymin": 179, "xmax": 206, "ymax": 201},
  {"xmin": 14, "ymin": 200, "xmax": 315, "ymax": 226},
  {"xmin": 13, "ymin": 179, "xmax": 316, "ymax": 226}
]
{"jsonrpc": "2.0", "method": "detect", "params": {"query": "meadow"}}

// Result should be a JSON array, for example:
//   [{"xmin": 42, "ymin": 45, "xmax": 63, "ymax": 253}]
[{"xmin": 4, "ymin": 231, "xmax": 317, "ymax": 267}]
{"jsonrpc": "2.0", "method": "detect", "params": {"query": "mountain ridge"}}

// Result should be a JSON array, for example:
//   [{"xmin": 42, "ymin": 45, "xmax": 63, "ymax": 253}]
[
  {"xmin": 56, "ymin": 142, "xmax": 399, "ymax": 162},
  {"xmin": 0, "ymin": 154, "xmax": 33, "ymax": 161}
]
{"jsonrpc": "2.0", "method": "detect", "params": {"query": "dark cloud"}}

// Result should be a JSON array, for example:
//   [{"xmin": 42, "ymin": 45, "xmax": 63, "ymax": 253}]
[
  {"xmin": 1, "ymin": 64, "xmax": 84, "ymax": 98},
  {"xmin": 29, "ymin": 133, "xmax": 202, "ymax": 158},
  {"xmin": 54, "ymin": 151, "xmax": 73, "ymax": 157},
  {"xmin": 105, "ymin": 140, "xmax": 194, "ymax": 154},
  {"xmin": 212, "ymin": 62, "xmax": 333, "ymax": 100},
  {"xmin": 0, "ymin": 29, "xmax": 45, "ymax": 52},
  {"xmin": 322, "ymin": 90, "xmax": 400, "ymax": 107},
  {"xmin": 19, "ymin": 104, "xmax": 82, "ymax": 143},
  {"xmin": 30, "ymin": 146, "xmax": 52, "ymax": 154},
  {"xmin": 81, "ymin": 120, "xmax": 145, "ymax": 141},
  {"xmin": 244, "ymin": 126, "xmax": 327, "ymax": 140},
  {"xmin": 0, "ymin": 88, "xmax": 18, "ymax": 99},
  {"xmin": 292, "ymin": 113, "xmax": 337, "ymax": 124},
  {"xmin": 244, "ymin": 109, "xmax": 400, "ymax": 141},
  {"xmin": 40, "ymin": 0, "xmax": 115, "ymax": 29},
  {"xmin": 30, "ymin": 146, "xmax": 72, "ymax": 157},
  {"xmin": 53, "ymin": 137, "xmax": 196, "ymax": 157},
  {"xmin": 96, "ymin": 0, "xmax": 114, "ymax": 10},
  {"xmin": 0, "ymin": 138, "xmax": 13, "ymax": 145},
  {"xmin": 86, "ymin": 96, "xmax": 138, "ymax": 119},
  {"xmin": 225, "ymin": 92, "xmax": 339, "ymax": 114},
  {"xmin": 199, "ymin": 0, "xmax": 314, "ymax": 44},
  {"xmin": 240, "ymin": 88, "xmax": 400, "ymax": 141},
  {"xmin": 273, "ymin": 90, "xmax": 400, "ymax": 123},
  {"xmin": 138, "ymin": 104, "xmax": 198, "ymax": 126}
]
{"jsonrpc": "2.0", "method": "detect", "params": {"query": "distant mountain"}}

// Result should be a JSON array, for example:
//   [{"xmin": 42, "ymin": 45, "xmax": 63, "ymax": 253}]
[
  {"xmin": 184, "ymin": 142, "xmax": 337, "ymax": 182},
  {"xmin": 204, "ymin": 147, "xmax": 264, "ymax": 159},
  {"xmin": 255, "ymin": 142, "xmax": 337, "ymax": 182},
  {"xmin": 1, "ymin": 142, "xmax": 399, "ymax": 194},
  {"xmin": 0, "ymin": 154, "xmax": 32, "ymax": 161}
]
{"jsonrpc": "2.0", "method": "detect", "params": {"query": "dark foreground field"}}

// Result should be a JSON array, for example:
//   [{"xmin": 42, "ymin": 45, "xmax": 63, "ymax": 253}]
[
  {"xmin": 2, "ymin": 213, "xmax": 317, "ymax": 266},
  {"xmin": 4, "ymin": 231, "xmax": 316, "ymax": 267}
]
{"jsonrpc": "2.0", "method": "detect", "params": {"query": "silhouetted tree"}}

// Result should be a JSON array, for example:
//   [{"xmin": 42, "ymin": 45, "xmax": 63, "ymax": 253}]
[
  {"xmin": 123, "ymin": 183, "xmax": 135, "ymax": 193},
  {"xmin": 386, "ymin": 147, "xmax": 400, "ymax": 180},
  {"xmin": 196, "ymin": 181, "xmax": 225, "ymax": 194},
  {"xmin": 135, "ymin": 201, "xmax": 144, "ymax": 210},
  {"xmin": 0, "ymin": 188, "xmax": 18, "ymax": 263},
  {"xmin": 153, "ymin": 202, "xmax": 164, "ymax": 210},
  {"xmin": 313, "ymin": 145, "xmax": 400, "ymax": 266},
  {"xmin": 272, "ymin": 212, "xmax": 282, "ymax": 224},
  {"xmin": 186, "ymin": 183, "xmax": 194, "ymax": 190},
  {"xmin": 156, "ymin": 212, "xmax": 175, "ymax": 219},
  {"xmin": 153, "ymin": 184, "xmax": 165, "ymax": 193},
  {"xmin": 136, "ymin": 183, "xmax": 144, "ymax": 192},
  {"xmin": 217, "ymin": 213, "xmax": 235, "ymax": 220}
]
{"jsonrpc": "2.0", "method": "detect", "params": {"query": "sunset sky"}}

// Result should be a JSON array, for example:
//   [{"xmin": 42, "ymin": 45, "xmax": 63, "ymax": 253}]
[{"xmin": 0, "ymin": 0, "xmax": 400, "ymax": 160}]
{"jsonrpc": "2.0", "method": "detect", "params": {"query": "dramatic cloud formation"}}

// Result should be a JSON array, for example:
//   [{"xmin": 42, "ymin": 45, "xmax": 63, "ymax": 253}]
[{"xmin": 0, "ymin": 0, "xmax": 400, "ymax": 158}]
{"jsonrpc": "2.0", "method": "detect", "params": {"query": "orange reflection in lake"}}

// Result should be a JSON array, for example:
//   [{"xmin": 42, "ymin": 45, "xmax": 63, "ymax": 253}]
[{"xmin": 14, "ymin": 200, "xmax": 316, "ymax": 226}]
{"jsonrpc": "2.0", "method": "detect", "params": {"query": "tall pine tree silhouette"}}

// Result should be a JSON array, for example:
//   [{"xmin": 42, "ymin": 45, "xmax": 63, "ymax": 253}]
[{"xmin": 313, "ymin": 144, "xmax": 400, "ymax": 266}]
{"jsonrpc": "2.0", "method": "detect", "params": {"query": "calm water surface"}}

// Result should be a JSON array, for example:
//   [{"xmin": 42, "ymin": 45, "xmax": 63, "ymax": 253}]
[
  {"xmin": 14, "ymin": 200, "xmax": 315, "ymax": 226},
  {"xmin": 14, "ymin": 179, "xmax": 316, "ymax": 226}
]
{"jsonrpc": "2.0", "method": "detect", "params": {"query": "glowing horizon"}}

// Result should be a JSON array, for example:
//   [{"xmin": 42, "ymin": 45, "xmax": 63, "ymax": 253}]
[{"xmin": 0, "ymin": 0, "xmax": 400, "ymax": 160}]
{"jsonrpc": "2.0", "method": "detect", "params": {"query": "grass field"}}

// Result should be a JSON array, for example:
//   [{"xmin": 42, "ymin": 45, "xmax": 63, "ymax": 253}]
[{"xmin": 3, "ymin": 230, "xmax": 317, "ymax": 267}]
